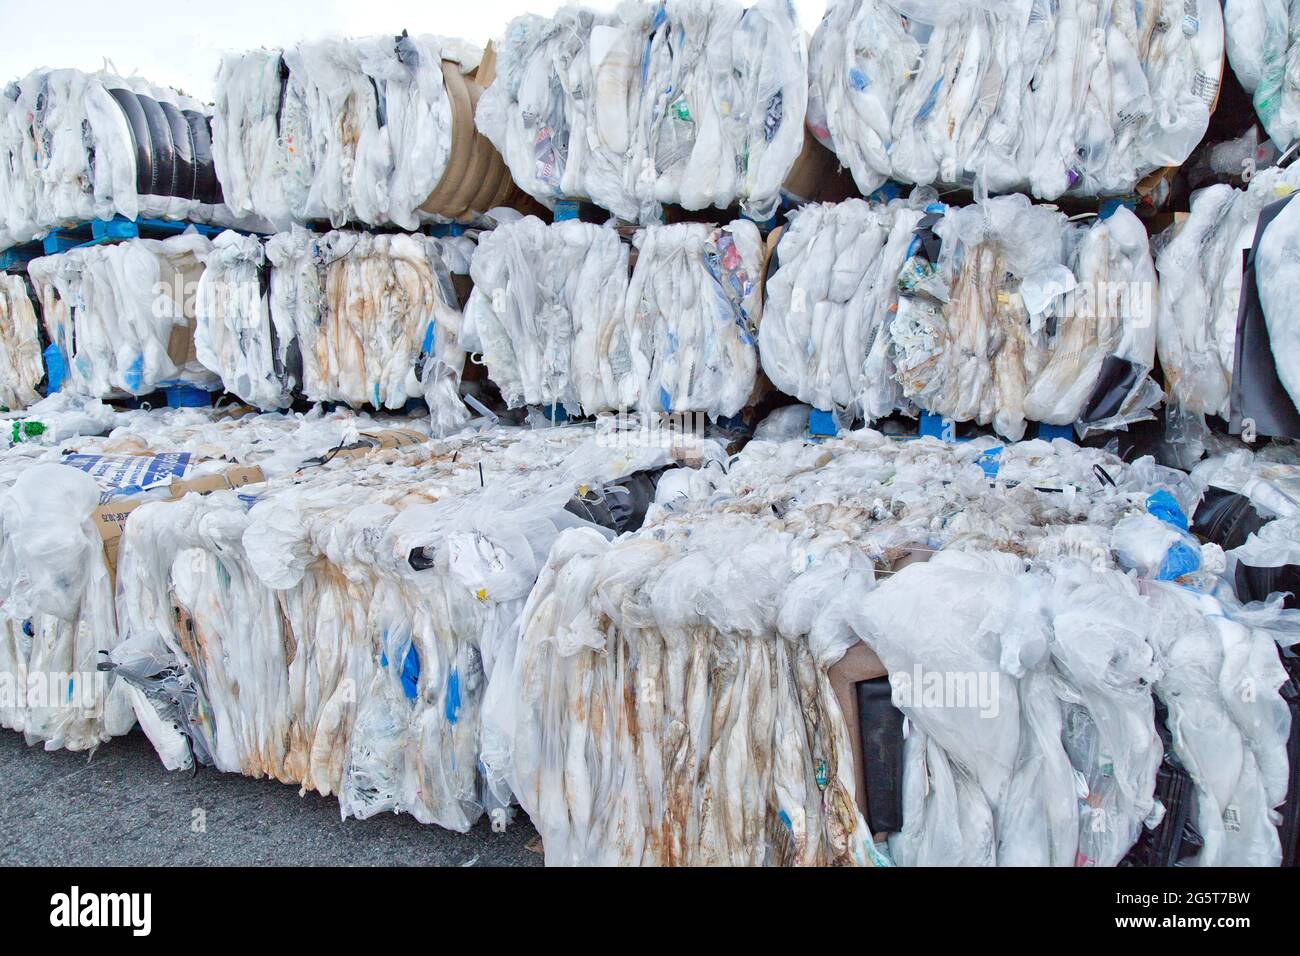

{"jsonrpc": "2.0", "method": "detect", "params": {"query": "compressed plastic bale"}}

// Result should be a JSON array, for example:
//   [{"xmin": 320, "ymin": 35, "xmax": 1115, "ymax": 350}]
[
  {"xmin": 809, "ymin": 0, "xmax": 1223, "ymax": 201},
  {"xmin": 0, "ymin": 274, "xmax": 44, "ymax": 410},
  {"xmin": 477, "ymin": 0, "xmax": 808, "ymax": 223},
  {"xmin": 759, "ymin": 197, "xmax": 927, "ymax": 418},
  {"xmin": 211, "ymin": 36, "xmax": 490, "ymax": 230},
  {"xmin": 264, "ymin": 228, "xmax": 469, "ymax": 432},
  {"xmin": 195, "ymin": 231, "xmax": 296, "ymax": 410},
  {"xmin": 0, "ymin": 67, "xmax": 247, "ymax": 251},
  {"xmin": 28, "ymin": 234, "xmax": 220, "ymax": 399},
  {"xmin": 0, "ymin": 404, "xmax": 369, "ymax": 751},
  {"xmin": 887, "ymin": 196, "xmax": 1161, "ymax": 439},
  {"xmin": 1021, "ymin": 205, "xmax": 1160, "ymax": 428},
  {"xmin": 1155, "ymin": 163, "xmax": 1300, "ymax": 454},
  {"xmin": 547, "ymin": 427, "xmax": 1289, "ymax": 867},
  {"xmin": 625, "ymin": 220, "xmax": 762, "ymax": 418},
  {"xmin": 462, "ymin": 216, "xmax": 631, "ymax": 415},
  {"xmin": 110, "ymin": 425, "xmax": 684, "ymax": 831}
]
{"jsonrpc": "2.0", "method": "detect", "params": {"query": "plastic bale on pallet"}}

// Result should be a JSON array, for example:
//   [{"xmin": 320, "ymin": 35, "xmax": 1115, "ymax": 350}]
[
  {"xmin": 0, "ymin": 274, "xmax": 43, "ymax": 410},
  {"xmin": 807, "ymin": 0, "xmax": 1224, "ymax": 202},
  {"xmin": 462, "ymin": 217, "xmax": 631, "ymax": 414},
  {"xmin": 0, "ymin": 405, "xmax": 374, "ymax": 751},
  {"xmin": 501, "ymin": 429, "xmax": 1299, "ymax": 865},
  {"xmin": 464, "ymin": 215, "xmax": 763, "ymax": 418},
  {"xmin": 108, "ymin": 424, "xmax": 705, "ymax": 830},
  {"xmin": 211, "ymin": 36, "xmax": 515, "ymax": 231},
  {"xmin": 765, "ymin": 193, "xmax": 1160, "ymax": 439},
  {"xmin": 27, "ymin": 233, "xmax": 219, "ymax": 400},
  {"xmin": 0, "ymin": 67, "xmax": 246, "ymax": 252},
  {"xmin": 258, "ymin": 228, "xmax": 469, "ymax": 430},
  {"xmin": 476, "ymin": 0, "xmax": 808, "ymax": 223}
]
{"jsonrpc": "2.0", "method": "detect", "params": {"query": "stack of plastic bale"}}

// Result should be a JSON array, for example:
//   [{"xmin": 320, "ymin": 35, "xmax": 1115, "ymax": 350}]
[
  {"xmin": 1156, "ymin": 161, "xmax": 1300, "ymax": 459},
  {"xmin": 502, "ymin": 429, "xmax": 1299, "ymax": 865},
  {"xmin": 1225, "ymin": 0, "xmax": 1300, "ymax": 150},
  {"xmin": 808, "ymin": 0, "xmax": 1224, "ymax": 201},
  {"xmin": 27, "ymin": 233, "xmax": 219, "ymax": 399},
  {"xmin": 762, "ymin": 193, "xmax": 1160, "ymax": 439},
  {"xmin": 463, "ymin": 214, "xmax": 763, "ymax": 419},
  {"xmin": 0, "ymin": 67, "xmax": 240, "ymax": 251},
  {"xmin": 211, "ymin": 35, "xmax": 513, "ymax": 230},
  {"xmin": 0, "ymin": 274, "xmax": 43, "ymax": 410},
  {"xmin": 108, "ymin": 420, "xmax": 713, "ymax": 830},
  {"xmin": 477, "ymin": 0, "xmax": 808, "ymax": 223},
  {"xmin": 0, "ymin": 403, "xmax": 372, "ymax": 751}
]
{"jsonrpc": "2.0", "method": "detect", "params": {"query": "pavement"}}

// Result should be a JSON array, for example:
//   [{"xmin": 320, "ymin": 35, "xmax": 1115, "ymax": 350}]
[{"xmin": 0, "ymin": 729, "xmax": 542, "ymax": 866}]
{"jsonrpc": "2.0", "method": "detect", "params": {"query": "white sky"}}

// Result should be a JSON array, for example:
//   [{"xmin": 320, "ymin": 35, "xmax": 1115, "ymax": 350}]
[{"xmin": 0, "ymin": 0, "xmax": 829, "ymax": 100}]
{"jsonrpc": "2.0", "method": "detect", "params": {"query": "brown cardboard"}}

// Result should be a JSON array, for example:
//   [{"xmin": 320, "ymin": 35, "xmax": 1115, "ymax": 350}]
[
  {"xmin": 827, "ymin": 546, "xmax": 931, "ymax": 828},
  {"xmin": 92, "ymin": 463, "xmax": 269, "ymax": 584}
]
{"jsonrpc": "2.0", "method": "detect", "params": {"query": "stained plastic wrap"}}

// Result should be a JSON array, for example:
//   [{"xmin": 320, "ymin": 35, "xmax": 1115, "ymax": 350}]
[
  {"xmin": 477, "ymin": 0, "xmax": 807, "ymax": 222},
  {"xmin": 263, "ymin": 228, "xmax": 468, "ymax": 431},
  {"xmin": 0, "ymin": 274, "xmax": 43, "ymax": 410},
  {"xmin": 28, "ymin": 233, "xmax": 220, "ymax": 399},
  {"xmin": 809, "ymin": 0, "xmax": 1224, "ymax": 200},
  {"xmin": 889, "ymin": 196, "xmax": 1159, "ymax": 439},
  {"xmin": 110, "ymin": 424, "xmax": 684, "ymax": 830}
]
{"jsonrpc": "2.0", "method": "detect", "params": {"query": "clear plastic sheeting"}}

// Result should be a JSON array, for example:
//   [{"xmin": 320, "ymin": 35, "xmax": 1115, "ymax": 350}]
[
  {"xmin": 0, "ymin": 405, "xmax": 376, "ymax": 751},
  {"xmin": 891, "ymin": 196, "xmax": 1159, "ymax": 439},
  {"xmin": 462, "ymin": 217, "xmax": 630, "ymax": 413},
  {"xmin": 211, "ymin": 37, "xmax": 481, "ymax": 230},
  {"xmin": 808, "ymin": 0, "xmax": 1224, "ymax": 201},
  {"xmin": 464, "ymin": 216, "xmax": 762, "ymax": 418},
  {"xmin": 1156, "ymin": 164, "xmax": 1300, "ymax": 452},
  {"xmin": 0, "ymin": 275, "xmax": 43, "ymax": 410},
  {"xmin": 0, "ymin": 68, "xmax": 237, "ymax": 252},
  {"xmin": 505, "ymin": 430, "xmax": 1292, "ymax": 866},
  {"xmin": 111, "ymin": 425, "xmax": 685, "ymax": 830},
  {"xmin": 28, "ymin": 234, "xmax": 220, "ymax": 399},
  {"xmin": 477, "ymin": 0, "xmax": 807, "ymax": 222},
  {"xmin": 264, "ymin": 228, "xmax": 469, "ymax": 431},
  {"xmin": 759, "ymin": 197, "xmax": 926, "ymax": 418},
  {"xmin": 1225, "ymin": 0, "xmax": 1300, "ymax": 149}
]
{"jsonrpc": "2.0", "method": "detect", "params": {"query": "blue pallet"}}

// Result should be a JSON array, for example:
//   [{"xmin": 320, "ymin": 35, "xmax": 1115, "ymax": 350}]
[
  {"xmin": 1036, "ymin": 421, "xmax": 1076, "ymax": 442},
  {"xmin": 0, "ymin": 244, "xmax": 42, "ymax": 272},
  {"xmin": 543, "ymin": 403, "xmax": 569, "ymax": 424},
  {"xmin": 426, "ymin": 222, "xmax": 467, "ymax": 238},
  {"xmin": 41, "ymin": 217, "xmax": 240, "ymax": 255},
  {"xmin": 553, "ymin": 200, "xmax": 581, "ymax": 223},
  {"xmin": 162, "ymin": 385, "xmax": 214, "ymax": 409},
  {"xmin": 809, "ymin": 408, "xmax": 839, "ymax": 438}
]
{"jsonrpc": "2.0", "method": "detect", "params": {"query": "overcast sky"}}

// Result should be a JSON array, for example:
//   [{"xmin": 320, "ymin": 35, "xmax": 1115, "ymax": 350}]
[{"xmin": 0, "ymin": 0, "xmax": 829, "ymax": 100}]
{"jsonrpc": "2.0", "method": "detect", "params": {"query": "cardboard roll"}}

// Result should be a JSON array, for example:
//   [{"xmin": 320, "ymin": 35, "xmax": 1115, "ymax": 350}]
[{"xmin": 420, "ymin": 47, "xmax": 522, "ymax": 220}]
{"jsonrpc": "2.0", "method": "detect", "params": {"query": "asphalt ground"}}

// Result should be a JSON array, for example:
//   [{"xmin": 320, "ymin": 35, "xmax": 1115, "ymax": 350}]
[{"xmin": 0, "ymin": 728, "xmax": 542, "ymax": 866}]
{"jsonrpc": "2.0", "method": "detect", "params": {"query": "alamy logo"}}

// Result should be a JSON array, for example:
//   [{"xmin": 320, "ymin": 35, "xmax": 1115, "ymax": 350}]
[
  {"xmin": 49, "ymin": 886, "xmax": 151, "ymax": 936},
  {"xmin": 890, "ymin": 663, "xmax": 1001, "ymax": 719}
]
